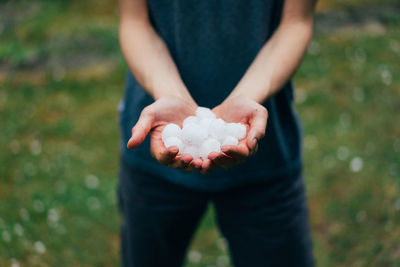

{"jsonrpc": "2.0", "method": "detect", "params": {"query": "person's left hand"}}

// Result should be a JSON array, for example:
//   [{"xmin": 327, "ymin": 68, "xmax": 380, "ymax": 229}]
[{"xmin": 201, "ymin": 95, "xmax": 268, "ymax": 174}]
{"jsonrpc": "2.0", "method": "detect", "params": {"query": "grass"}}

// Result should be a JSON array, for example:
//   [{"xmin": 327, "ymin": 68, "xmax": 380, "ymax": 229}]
[{"xmin": 1, "ymin": 0, "xmax": 399, "ymax": 266}]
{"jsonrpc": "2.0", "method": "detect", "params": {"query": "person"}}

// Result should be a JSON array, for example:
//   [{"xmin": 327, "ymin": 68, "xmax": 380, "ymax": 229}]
[{"xmin": 117, "ymin": 0, "xmax": 317, "ymax": 266}]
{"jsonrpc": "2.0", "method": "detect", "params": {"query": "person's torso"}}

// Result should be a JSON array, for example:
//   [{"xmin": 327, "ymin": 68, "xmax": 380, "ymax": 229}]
[{"xmin": 119, "ymin": 0, "xmax": 303, "ymax": 190}]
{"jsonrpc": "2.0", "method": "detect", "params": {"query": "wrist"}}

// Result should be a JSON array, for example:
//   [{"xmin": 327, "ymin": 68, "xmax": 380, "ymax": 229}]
[
  {"xmin": 153, "ymin": 87, "xmax": 197, "ymax": 109},
  {"xmin": 229, "ymin": 73, "xmax": 273, "ymax": 104},
  {"xmin": 155, "ymin": 89, "xmax": 196, "ymax": 105},
  {"xmin": 151, "ymin": 80, "xmax": 193, "ymax": 101},
  {"xmin": 228, "ymin": 86, "xmax": 272, "ymax": 104}
]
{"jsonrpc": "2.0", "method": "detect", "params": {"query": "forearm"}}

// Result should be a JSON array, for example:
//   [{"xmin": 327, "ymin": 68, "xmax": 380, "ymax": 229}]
[
  {"xmin": 119, "ymin": 19, "xmax": 195, "ymax": 103},
  {"xmin": 229, "ymin": 21, "xmax": 313, "ymax": 104}
]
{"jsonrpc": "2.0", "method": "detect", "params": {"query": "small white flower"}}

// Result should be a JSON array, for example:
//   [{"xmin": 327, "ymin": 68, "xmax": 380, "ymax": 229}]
[
  {"xmin": 34, "ymin": 241, "xmax": 46, "ymax": 254},
  {"xmin": 395, "ymin": 199, "xmax": 400, "ymax": 211},
  {"xmin": 380, "ymin": 68, "xmax": 392, "ymax": 85},
  {"xmin": 2, "ymin": 230, "xmax": 11, "ymax": 242},
  {"xmin": 85, "ymin": 174, "xmax": 99, "ymax": 190},
  {"xmin": 188, "ymin": 250, "xmax": 202, "ymax": 263},
  {"xmin": 48, "ymin": 208, "xmax": 60, "ymax": 224},
  {"xmin": 350, "ymin": 157, "xmax": 363, "ymax": 172},
  {"xmin": 337, "ymin": 146, "xmax": 350, "ymax": 161},
  {"xmin": 10, "ymin": 258, "xmax": 20, "ymax": 267},
  {"xmin": 216, "ymin": 255, "xmax": 230, "ymax": 267},
  {"xmin": 13, "ymin": 224, "xmax": 24, "ymax": 236},
  {"xmin": 30, "ymin": 140, "xmax": 42, "ymax": 156}
]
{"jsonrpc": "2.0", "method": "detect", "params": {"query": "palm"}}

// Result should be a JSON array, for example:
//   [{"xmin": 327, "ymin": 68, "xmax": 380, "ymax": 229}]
[
  {"xmin": 128, "ymin": 97, "xmax": 201, "ymax": 170},
  {"xmin": 201, "ymin": 95, "xmax": 268, "ymax": 173},
  {"xmin": 213, "ymin": 97, "xmax": 258, "ymax": 126}
]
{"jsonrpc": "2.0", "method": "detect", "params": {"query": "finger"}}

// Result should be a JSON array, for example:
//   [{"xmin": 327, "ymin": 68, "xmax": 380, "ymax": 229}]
[
  {"xmin": 200, "ymin": 159, "xmax": 212, "ymax": 174},
  {"xmin": 191, "ymin": 158, "xmax": 203, "ymax": 169},
  {"xmin": 156, "ymin": 146, "xmax": 179, "ymax": 165},
  {"xmin": 185, "ymin": 162, "xmax": 197, "ymax": 171},
  {"xmin": 185, "ymin": 157, "xmax": 202, "ymax": 171},
  {"xmin": 247, "ymin": 107, "xmax": 268, "ymax": 151},
  {"xmin": 209, "ymin": 152, "xmax": 233, "ymax": 168},
  {"xmin": 150, "ymin": 131, "xmax": 179, "ymax": 164},
  {"xmin": 221, "ymin": 143, "xmax": 249, "ymax": 161},
  {"xmin": 127, "ymin": 108, "xmax": 154, "ymax": 149},
  {"xmin": 169, "ymin": 154, "xmax": 193, "ymax": 169},
  {"xmin": 249, "ymin": 143, "xmax": 259, "ymax": 157}
]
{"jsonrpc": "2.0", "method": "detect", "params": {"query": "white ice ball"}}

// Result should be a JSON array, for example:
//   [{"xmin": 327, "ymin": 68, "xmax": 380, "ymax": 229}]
[
  {"xmin": 162, "ymin": 123, "xmax": 181, "ymax": 142},
  {"xmin": 209, "ymin": 118, "xmax": 227, "ymax": 143},
  {"xmin": 199, "ymin": 138, "xmax": 221, "ymax": 159},
  {"xmin": 196, "ymin": 107, "xmax": 216, "ymax": 119},
  {"xmin": 181, "ymin": 123, "xmax": 208, "ymax": 145},
  {"xmin": 222, "ymin": 136, "xmax": 239, "ymax": 146},
  {"xmin": 198, "ymin": 118, "xmax": 214, "ymax": 133},
  {"xmin": 182, "ymin": 116, "xmax": 199, "ymax": 128},
  {"xmin": 163, "ymin": 136, "xmax": 183, "ymax": 153},
  {"xmin": 181, "ymin": 145, "xmax": 199, "ymax": 159},
  {"xmin": 225, "ymin": 123, "xmax": 246, "ymax": 140}
]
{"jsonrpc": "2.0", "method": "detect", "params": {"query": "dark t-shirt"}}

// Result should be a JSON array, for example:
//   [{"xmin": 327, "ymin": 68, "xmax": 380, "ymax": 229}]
[{"xmin": 119, "ymin": 0, "xmax": 303, "ymax": 190}]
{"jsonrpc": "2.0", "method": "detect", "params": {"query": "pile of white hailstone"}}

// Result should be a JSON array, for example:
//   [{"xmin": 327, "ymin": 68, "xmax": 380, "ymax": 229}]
[{"xmin": 161, "ymin": 107, "xmax": 247, "ymax": 159}]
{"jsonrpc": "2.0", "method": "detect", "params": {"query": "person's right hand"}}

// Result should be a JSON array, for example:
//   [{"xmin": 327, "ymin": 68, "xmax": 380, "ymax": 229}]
[{"xmin": 127, "ymin": 97, "xmax": 203, "ymax": 170}]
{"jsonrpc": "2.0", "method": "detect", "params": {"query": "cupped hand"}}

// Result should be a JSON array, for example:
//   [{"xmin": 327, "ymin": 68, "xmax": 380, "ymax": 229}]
[
  {"xmin": 127, "ymin": 97, "xmax": 203, "ymax": 170},
  {"xmin": 202, "ymin": 95, "xmax": 268, "ymax": 173}
]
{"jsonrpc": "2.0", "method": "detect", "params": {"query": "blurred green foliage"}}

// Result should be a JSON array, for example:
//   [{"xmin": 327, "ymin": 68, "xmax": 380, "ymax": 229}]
[{"xmin": 0, "ymin": 0, "xmax": 399, "ymax": 266}]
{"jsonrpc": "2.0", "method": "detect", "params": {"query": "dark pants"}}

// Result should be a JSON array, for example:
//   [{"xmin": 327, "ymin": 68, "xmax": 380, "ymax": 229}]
[{"xmin": 118, "ymin": 160, "xmax": 314, "ymax": 267}]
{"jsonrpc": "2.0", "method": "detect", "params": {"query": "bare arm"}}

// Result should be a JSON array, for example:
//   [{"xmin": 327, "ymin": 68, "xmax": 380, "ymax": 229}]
[
  {"xmin": 228, "ymin": 0, "xmax": 317, "ymax": 103},
  {"xmin": 120, "ymin": 0, "xmax": 201, "ymax": 170},
  {"xmin": 119, "ymin": 0, "xmax": 195, "ymax": 103},
  {"xmin": 207, "ymin": 0, "xmax": 317, "ymax": 172}
]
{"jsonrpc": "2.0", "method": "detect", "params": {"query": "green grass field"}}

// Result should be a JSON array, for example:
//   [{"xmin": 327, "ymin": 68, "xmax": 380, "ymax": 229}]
[{"xmin": 1, "ymin": 0, "xmax": 399, "ymax": 266}]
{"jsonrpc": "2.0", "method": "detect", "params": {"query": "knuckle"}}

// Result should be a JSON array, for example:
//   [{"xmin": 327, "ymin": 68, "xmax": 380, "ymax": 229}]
[
  {"xmin": 142, "ymin": 106, "xmax": 154, "ymax": 118},
  {"xmin": 255, "ymin": 105, "xmax": 268, "ymax": 117},
  {"xmin": 158, "ymin": 152, "xmax": 170, "ymax": 165},
  {"xmin": 260, "ymin": 106, "xmax": 268, "ymax": 117}
]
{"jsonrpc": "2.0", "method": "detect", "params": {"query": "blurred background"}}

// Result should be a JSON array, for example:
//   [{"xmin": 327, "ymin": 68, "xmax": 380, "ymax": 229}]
[{"xmin": 0, "ymin": 0, "xmax": 399, "ymax": 266}]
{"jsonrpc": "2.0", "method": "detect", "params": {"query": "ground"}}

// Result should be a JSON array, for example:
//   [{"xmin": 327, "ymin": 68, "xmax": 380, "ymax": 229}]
[{"xmin": 0, "ymin": 0, "xmax": 399, "ymax": 266}]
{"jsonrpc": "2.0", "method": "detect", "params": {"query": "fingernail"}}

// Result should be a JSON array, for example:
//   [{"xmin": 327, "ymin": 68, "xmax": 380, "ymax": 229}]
[
  {"xmin": 169, "ymin": 147, "xmax": 179, "ymax": 153},
  {"xmin": 127, "ymin": 136, "xmax": 134, "ymax": 148},
  {"xmin": 251, "ymin": 138, "xmax": 257, "ymax": 148}
]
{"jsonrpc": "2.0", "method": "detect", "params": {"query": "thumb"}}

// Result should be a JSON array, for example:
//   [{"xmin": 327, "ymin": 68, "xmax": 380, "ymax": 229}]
[
  {"xmin": 246, "ymin": 107, "xmax": 268, "ymax": 150},
  {"xmin": 127, "ymin": 108, "xmax": 153, "ymax": 149}
]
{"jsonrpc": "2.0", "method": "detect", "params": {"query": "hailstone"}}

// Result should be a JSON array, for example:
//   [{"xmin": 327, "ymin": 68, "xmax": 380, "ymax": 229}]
[
  {"xmin": 196, "ymin": 107, "xmax": 216, "ymax": 119},
  {"xmin": 160, "ymin": 106, "xmax": 247, "ymax": 161},
  {"xmin": 199, "ymin": 138, "xmax": 221, "ymax": 159},
  {"xmin": 198, "ymin": 118, "xmax": 213, "ymax": 132},
  {"xmin": 226, "ymin": 123, "xmax": 246, "ymax": 140},
  {"xmin": 222, "ymin": 136, "xmax": 239, "ymax": 146},
  {"xmin": 181, "ymin": 145, "xmax": 199, "ymax": 159},
  {"xmin": 209, "ymin": 118, "xmax": 227, "ymax": 143},
  {"xmin": 162, "ymin": 123, "xmax": 181, "ymax": 142},
  {"xmin": 163, "ymin": 136, "xmax": 183, "ymax": 152},
  {"xmin": 181, "ymin": 123, "xmax": 208, "ymax": 145},
  {"xmin": 182, "ymin": 116, "xmax": 199, "ymax": 127}
]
